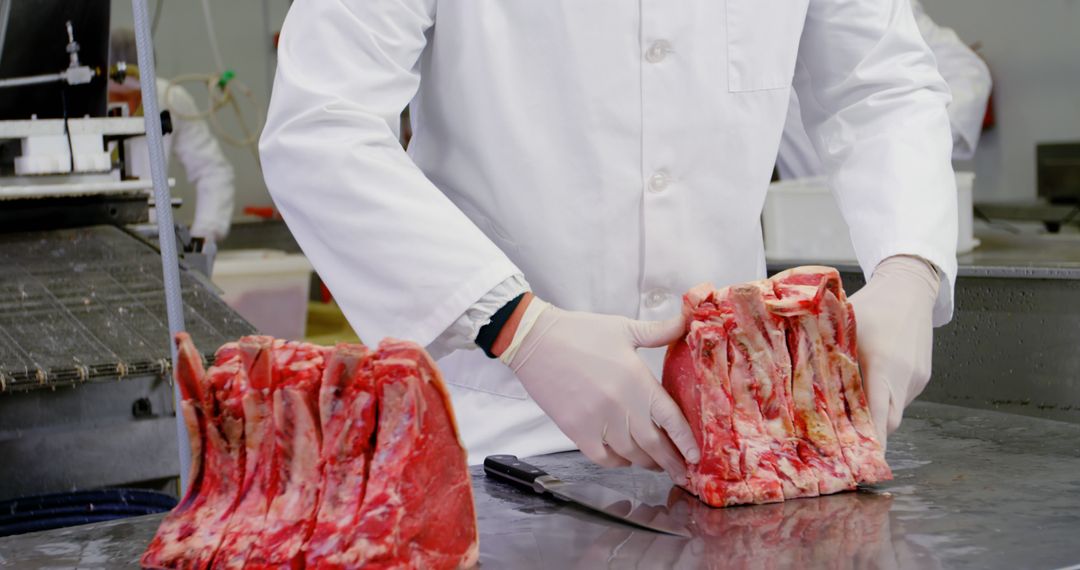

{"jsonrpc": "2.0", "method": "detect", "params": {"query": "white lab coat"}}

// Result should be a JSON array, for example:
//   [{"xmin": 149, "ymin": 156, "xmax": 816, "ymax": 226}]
[
  {"xmin": 129, "ymin": 79, "xmax": 236, "ymax": 241},
  {"xmin": 778, "ymin": 0, "xmax": 991, "ymax": 179},
  {"xmin": 260, "ymin": 1, "xmax": 958, "ymax": 464}
]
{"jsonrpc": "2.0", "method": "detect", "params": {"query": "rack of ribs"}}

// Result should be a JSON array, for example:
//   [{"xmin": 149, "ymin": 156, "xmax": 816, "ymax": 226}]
[
  {"xmin": 662, "ymin": 266, "xmax": 892, "ymax": 507},
  {"xmin": 141, "ymin": 334, "xmax": 479, "ymax": 570}
]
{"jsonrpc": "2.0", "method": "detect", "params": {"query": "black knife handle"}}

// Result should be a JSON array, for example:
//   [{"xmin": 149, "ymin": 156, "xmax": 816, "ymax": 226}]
[{"xmin": 484, "ymin": 455, "xmax": 553, "ymax": 494}]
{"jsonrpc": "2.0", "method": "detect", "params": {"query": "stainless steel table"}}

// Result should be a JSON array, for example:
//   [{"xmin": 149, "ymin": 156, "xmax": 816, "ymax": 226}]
[{"xmin": 2, "ymin": 401, "xmax": 1078, "ymax": 569}]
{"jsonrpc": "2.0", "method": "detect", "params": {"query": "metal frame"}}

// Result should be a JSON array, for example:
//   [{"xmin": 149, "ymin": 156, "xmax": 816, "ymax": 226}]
[{"xmin": 131, "ymin": 0, "xmax": 190, "ymax": 491}]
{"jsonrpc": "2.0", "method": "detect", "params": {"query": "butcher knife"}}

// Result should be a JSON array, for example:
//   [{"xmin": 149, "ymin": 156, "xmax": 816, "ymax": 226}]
[{"xmin": 483, "ymin": 454, "xmax": 691, "ymax": 538}]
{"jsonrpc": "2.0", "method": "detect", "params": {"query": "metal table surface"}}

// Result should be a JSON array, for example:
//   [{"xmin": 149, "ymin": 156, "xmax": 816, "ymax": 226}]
[
  {"xmin": 1, "ymin": 401, "xmax": 1078, "ymax": 569},
  {"xmin": 768, "ymin": 226, "xmax": 1080, "ymax": 280}
]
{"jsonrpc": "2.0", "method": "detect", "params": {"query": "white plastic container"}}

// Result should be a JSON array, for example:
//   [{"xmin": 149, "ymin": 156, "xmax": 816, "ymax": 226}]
[
  {"xmin": 954, "ymin": 171, "xmax": 979, "ymax": 253},
  {"xmin": 763, "ymin": 172, "xmax": 978, "ymax": 261},
  {"xmin": 211, "ymin": 250, "xmax": 313, "ymax": 340}
]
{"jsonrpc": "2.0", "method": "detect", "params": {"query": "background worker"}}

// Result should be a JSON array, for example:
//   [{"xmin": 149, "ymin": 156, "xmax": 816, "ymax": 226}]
[{"xmin": 109, "ymin": 28, "xmax": 236, "ymax": 245}]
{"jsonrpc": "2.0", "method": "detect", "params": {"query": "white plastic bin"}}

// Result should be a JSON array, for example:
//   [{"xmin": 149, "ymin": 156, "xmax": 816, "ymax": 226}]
[
  {"xmin": 212, "ymin": 250, "xmax": 313, "ymax": 340},
  {"xmin": 954, "ymin": 171, "xmax": 978, "ymax": 253},
  {"xmin": 763, "ymin": 172, "xmax": 978, "ymax": 261}
]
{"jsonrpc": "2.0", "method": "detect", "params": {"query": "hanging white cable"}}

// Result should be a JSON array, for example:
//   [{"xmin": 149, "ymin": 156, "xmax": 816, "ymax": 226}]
[
  {"xmin": 160, "ymin": 0, "xmax": 264, "ymax": 150},
  {"xmin": 165, "ymin": 74, "xmax": 263, "ymax": 148},
  {"xmin": 200, "ymin": 0, "xmax": 226, "ymax": 73}
]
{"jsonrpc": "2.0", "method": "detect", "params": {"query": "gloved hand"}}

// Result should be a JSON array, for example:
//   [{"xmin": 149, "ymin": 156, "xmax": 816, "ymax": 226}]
[
  {"xmin": 504, "ymin": 300, "xmax": 701, "ymax": 484},
  {"xmin": 849, "ymin": 255, "xmax": 941, "ymax": 447}
]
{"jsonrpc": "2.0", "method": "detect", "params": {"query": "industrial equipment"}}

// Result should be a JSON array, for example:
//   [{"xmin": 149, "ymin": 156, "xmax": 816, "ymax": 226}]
[
  {"xmin": 974, "ymin": 141, "xmax": 1080, "ymax": 233},
  {"xmin": 0, "ymin": 0, "xmax": 253, "ymax": 502},
  {"xmin": 1037, "ymin": 142, "xmax": 1080, "ymax": 205}
]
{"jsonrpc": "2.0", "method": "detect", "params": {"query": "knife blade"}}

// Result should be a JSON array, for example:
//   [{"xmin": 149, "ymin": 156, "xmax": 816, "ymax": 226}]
[{"xmin": 483, "ymin": 454, "xmax": 691, "ymax": 538}]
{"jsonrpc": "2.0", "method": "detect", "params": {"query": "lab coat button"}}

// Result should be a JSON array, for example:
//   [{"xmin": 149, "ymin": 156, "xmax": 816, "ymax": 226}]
[
  {"xmin": 645, "ymin": 40, "xmax": 672, "ymax": 63},
  {"xmin": 648, "ymin": 171, "xmax": 671, "ymax": 193},
  {"xmin": 644, "ymin": 289, "xmax": 669, "ymax": 309}
]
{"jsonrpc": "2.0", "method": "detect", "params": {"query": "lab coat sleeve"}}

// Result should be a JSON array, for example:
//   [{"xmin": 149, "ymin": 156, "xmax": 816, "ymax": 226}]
[
  {"xmin": 162, "ymin": 81, "xmax": 236, "ymax": 241},
  {"xmin": 793, "ymin": 0, "xmax": 959, "ymax": 326},
  {"xmin": 259, "ymin": 0, "xmax": 522, "ymax": 347},
  {"xmin": 910, "ymin": 0, "xmax": 992, "ymax": 161},
  {"xmin": 427, "ymin": 274, "xmax": 531, "ymax": 361}
]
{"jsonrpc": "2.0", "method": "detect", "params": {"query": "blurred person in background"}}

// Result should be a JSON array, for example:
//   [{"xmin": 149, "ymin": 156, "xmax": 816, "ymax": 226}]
[{"xmin": 108, "ymin": 28, "xmax": 235, "ymax": 245}]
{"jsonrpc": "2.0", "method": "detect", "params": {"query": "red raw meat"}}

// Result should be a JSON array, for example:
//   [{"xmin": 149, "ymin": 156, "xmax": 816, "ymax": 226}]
[
  {"xmin": 142, "ymin": 337, "xmax": 252, "ymax": 569},
  {"xmin": 663, "ymin": 266, "xmax": 891, "ymax": 508},
  {"xmin": 727, "ymin": 282, "xmax": 819, "ymax": 499},
  {"xmin": 664, "ymin": 325, "xmax": 752, "ymax": 507},
  {"xmin": 316, "ymin": 340, "xmax": 479, "ymax": 569},
  {"xmin": 141, "ymin": 333, "xmax": 208, "ymax": 570},
  {"xmin": 303, "ymin": 344, "xmax": 378, "ymax": 566},
  {"xmin": 142, "ymin": 336, "xmax": 478, "ymax": 570},
  {"xmin": 771, "ymin": 268, "xmax": 890, "ymax": 484},
  {"xmin": 244, "ymin": 343, "xmax": 328, "ymax": 569},
  {"xmin": 212, "ymin": 336, "xmax": 275, "ymax": 569}
]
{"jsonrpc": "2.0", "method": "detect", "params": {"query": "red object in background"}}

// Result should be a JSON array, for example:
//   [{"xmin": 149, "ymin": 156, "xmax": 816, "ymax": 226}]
[
  {"xmin": 982, "ymin": 91, "xmax": 995, "ymax": 130},
  {"xmin": 972, "ymin": 44, "xmax": 994, "ymax": 131},
  {"xmin": 319, "ymin": 282, "xmax": 334, "ymax": 304},
  {"xmin": 243, "ymin": 205, "xmax": 282, "ymax": 220}
]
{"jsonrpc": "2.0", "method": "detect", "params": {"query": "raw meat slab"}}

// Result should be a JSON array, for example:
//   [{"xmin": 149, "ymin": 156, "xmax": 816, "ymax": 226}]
[
  {"xmin": 663, "ymin": 266, "xmax": 892, "ymax": 508},
  {"xmin": 142, "ymin": 337, "xmax": 251, "ymax": 569},
  {"xmin": 142, "ymin": 335, "xmax": 478, "ymax": 570}
]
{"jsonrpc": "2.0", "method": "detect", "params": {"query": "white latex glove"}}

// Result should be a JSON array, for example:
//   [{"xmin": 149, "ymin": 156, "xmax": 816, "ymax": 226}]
[
  {"xmin": 849, "ymin": 255, "xmax": 941, "ymax": 447},
  {"xmin": 506, "ymin": 300, "xmax": 702, "ymax": 484}
]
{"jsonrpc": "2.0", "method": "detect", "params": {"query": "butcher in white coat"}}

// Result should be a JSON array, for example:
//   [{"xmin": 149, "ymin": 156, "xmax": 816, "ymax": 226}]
[
  {"xmin": 260, "ymin": 1, "xmax": 958, "ymax": 481},
  {"xmin": 778, "ymin": 0, "xmax": 992, "ymax": 179}
]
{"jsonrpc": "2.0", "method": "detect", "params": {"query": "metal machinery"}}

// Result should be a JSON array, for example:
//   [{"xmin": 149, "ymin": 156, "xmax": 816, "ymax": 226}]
[
  {"xmin": 975, "ymin": 141, "xmax": 1080, "ymax": 233},
  {"xmin": 0, "ymin": 1, "xmax": 253, "ymax": 501}
]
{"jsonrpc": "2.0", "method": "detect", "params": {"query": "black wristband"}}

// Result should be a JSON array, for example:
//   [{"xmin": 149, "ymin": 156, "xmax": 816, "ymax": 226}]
[{"xmin": 475, "ymin": 293, "xmax": 527, "ymax": 359}]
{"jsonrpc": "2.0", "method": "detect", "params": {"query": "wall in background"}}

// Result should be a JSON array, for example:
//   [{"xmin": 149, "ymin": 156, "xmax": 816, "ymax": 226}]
[
  {"xmin": 923, "ymin": 0, "xmax": 1080, "ymax": 202},
  {"xmin": 110, "ymin": 0, "xmax": 288, "ymax": 231}
]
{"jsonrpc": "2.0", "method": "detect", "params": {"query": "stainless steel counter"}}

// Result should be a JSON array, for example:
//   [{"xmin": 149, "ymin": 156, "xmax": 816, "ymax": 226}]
[
  {"xmin": 769, "ymin": 229, "xmax": 1080, "ymax": 280},
  {"xmin": 1, "ymin": 401, "xmax": 1078, "ymax": 569},
  {"xmin": 953, "ymin": 230, "xmax": 1080, "ymax": 278}
]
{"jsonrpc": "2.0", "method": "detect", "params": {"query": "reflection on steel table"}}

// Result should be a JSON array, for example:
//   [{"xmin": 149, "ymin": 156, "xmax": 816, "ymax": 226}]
[
  {"xmin": 483, "ymin": 454, "xmax": 690, "ymax": 537},
  {"xmin": 570, "ymin": 488, "xmax": 938, "ymax": 570},
  {"xmin": 481, "ymin": 475, "xmax": 938, "ymax": 570}
]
